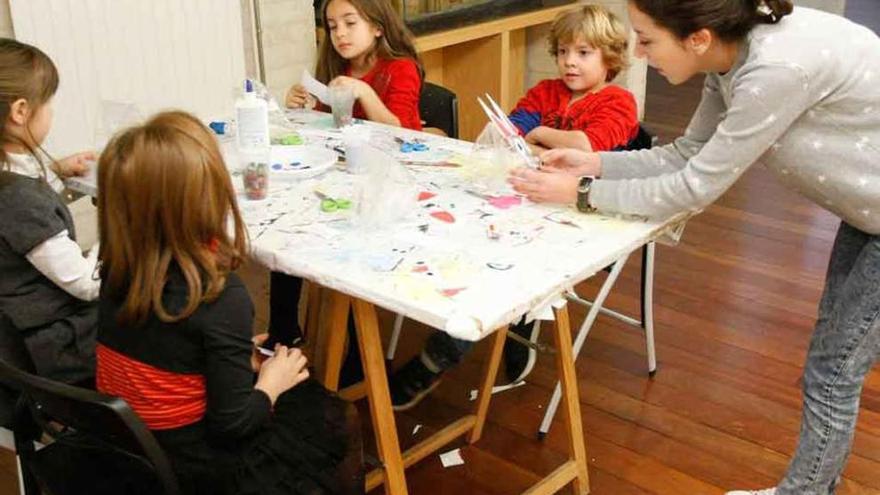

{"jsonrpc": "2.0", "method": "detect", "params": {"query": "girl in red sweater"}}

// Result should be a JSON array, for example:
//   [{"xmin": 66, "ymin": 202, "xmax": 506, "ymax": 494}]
[{"xmin": 286, "ymin": 0, "xmax": 423, "ymax": 130}]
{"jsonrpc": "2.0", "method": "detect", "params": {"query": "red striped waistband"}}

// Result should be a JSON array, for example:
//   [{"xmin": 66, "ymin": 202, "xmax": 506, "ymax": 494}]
[{"xmin": 96, "ymin": 344, "xmax": 206, "ymax": 430}]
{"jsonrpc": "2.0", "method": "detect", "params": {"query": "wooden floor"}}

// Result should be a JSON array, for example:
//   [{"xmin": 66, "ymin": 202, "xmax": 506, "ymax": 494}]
[{"xmin": 3, "ymin": 10, "xmax": 878, "ymax": 495}]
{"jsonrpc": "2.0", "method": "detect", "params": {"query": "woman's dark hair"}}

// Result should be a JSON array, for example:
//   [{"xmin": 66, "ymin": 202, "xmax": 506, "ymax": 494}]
[{"xmin": 630, "ymin": 0, "xmax": 794, "ymax": 42}]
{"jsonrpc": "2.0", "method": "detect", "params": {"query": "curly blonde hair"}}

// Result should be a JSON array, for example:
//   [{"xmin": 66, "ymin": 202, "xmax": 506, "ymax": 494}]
[{"xmin": 548, "ymin": 5, "xmax": 629, "ymax": 82}]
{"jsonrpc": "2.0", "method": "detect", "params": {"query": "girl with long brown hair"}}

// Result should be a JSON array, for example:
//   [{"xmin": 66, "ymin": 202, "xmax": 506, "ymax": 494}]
[
  {"xmin": 278, "ymin": 0, "xmax": 424, "ymax": 384},
  {"xmin": 0, "ymin": 38, "xmax": 98, "ymax": 387},
  {"xmin": 96, "ymin": 111, "xmax": 363, "ymax": 494},
  {"xmin": 285, "ymin": 0, "xmax": 424, "ymax": 130},
  {"xmin": 510, "ymin": 1, "xmax": 880, "ymax": 493}
]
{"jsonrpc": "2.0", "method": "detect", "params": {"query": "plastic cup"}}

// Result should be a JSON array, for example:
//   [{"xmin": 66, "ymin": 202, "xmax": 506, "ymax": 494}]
[
  {"xmin": 341, "ymin": 126, "xmax": 371, "ymax": 174},
  {"xmin": 242, "ymin": 161, "xmax": 269, "ymax": 200},
  {"xmin": 329, "ymin": 85, "xmax": 355, "ymax": 128}
]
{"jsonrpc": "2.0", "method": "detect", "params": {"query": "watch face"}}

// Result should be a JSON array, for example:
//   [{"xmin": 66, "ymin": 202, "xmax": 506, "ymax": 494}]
[{"xmin": 578, "ymin": 176, "xmax": 592, "ymax": 192}]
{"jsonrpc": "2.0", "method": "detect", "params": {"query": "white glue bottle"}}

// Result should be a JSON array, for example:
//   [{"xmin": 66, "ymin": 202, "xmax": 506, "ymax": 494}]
[{"xmin": 235, "ymin": 79, "xmax": 270, "ymax": 151}]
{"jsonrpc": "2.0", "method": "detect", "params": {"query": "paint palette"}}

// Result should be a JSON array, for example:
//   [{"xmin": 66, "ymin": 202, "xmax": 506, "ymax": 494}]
[{"xmin": 269, "ymin": 145, "xmax": 338, "ymax": 180}]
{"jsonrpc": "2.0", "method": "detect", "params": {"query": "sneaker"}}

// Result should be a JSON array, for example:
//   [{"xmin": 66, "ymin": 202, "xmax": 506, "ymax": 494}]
[
  {"xmin": 726, "ymin": 489, "xmax": 776, "ymax": 495},
  {"xmin": 388, "ymin": 356, "xmax": 442, "ymax": 411},
  {"xmin": 503, "ymin": 319, "xmax": 540, "ymax": 384}
]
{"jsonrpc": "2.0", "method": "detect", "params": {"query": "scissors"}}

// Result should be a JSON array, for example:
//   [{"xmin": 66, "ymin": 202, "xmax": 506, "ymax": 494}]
[
  {"xmin": 314, "ymin": 190, "xmax": 352, "ymax": 212},
  {"xmin": 476, "ymin": 93, "xmax": 541, "ymax": 170},
  {"xmin": 395, "ymin": 136, "xmax": 428, "ymax": 153}
]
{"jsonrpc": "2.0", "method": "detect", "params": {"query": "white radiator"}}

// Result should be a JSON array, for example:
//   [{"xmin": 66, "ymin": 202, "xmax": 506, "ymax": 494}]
[{"xmin": 10, "ymin": 0, "xmax": 248, "ymax": 155}]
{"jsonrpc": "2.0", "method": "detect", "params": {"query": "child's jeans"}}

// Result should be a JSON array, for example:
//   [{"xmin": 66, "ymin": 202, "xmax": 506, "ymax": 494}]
[{"xmin": 778, "ymin": 222, "xmax": 880, "ymax": 494}]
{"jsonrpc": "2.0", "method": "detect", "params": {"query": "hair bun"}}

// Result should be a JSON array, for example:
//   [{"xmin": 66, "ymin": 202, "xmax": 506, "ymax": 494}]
[{"xmin": 757, "ymin": 0, "xmax": 793, "ymax": 24}]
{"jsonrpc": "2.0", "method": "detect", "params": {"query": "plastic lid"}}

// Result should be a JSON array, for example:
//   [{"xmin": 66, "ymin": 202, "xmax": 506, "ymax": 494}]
[{"xmin": 245, "ymin": 79, "xmax": 254, "ymax": 93}]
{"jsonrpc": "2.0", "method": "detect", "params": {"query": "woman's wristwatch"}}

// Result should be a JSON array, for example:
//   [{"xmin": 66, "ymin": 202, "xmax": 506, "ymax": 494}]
[{"xmin": 576, "ymin": 176, "xmax": 596, "ymax": 213}]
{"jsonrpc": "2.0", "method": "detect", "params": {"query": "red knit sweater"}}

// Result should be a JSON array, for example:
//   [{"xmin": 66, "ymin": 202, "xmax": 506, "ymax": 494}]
[
  {"xmin": 508, "ymin": 80, "xmax": 639, "ymax": 151},
  {"xmin": 345, "ymin": 57, "xmax": 422, "ymax": 131}
]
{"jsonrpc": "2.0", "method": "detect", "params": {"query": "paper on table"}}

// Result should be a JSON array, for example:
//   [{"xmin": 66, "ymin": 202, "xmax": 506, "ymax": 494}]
[{"xmin": 301, "ymin": 69, "xmax": 329, "ymax": 105}]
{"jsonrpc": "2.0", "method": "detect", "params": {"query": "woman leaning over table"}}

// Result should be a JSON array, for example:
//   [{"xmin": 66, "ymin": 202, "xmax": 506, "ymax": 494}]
[{"xmin": 509, "ymin": 1, "xmax": 880, "ymax": 494}]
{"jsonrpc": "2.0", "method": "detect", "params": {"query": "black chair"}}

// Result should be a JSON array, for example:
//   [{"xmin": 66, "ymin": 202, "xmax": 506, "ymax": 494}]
[
  {"xmin": 419, "ymin": 82, "xmax": 459, "ymax": 139},
  {"xmin": 0, "ymin": 314, "xmax": 35, "ymax": 428},
  {"xmin": 0, "ymin": 358, "xmax": 181, "ymax": 495},
  {"xmin": 627, "ymin": 124, "xmax": 655, "ymax": 151}
]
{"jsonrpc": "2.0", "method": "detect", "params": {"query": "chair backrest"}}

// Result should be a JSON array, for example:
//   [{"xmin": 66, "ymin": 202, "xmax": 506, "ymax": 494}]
[
  {"xmin": 625, "ymin": 125, "xmax": 654, "ymax": 151},
  {"xmin": 419, "ymin": 82, "xmax": 459, "ymax": 139},
  {"xmin": 0, "ymin": 358, "xmax": 181, "ymax": 495}
]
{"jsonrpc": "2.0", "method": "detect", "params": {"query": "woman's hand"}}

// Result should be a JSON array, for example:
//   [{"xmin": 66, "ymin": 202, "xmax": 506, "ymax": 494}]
[
  {"xmin": 285, "ymin": 84, "xmax": 314, "ymax": 109},
  {"xmin": 255, "ymin": 345, "xmax": 310, "ymax": 404},
  {"xmin": 539, "ymin": 148, "xmax": 602, "ymax": 177},
  {"xmin": 56, "ymin": 151, "xmax": 96, "ymax": 178},
  {"xmin": 508, "ymin": 167, "xmax": 580, "ymax": 204},
  {"xmin": 250, "ymin": 333, "xmax": 269, "ymax": 372}
]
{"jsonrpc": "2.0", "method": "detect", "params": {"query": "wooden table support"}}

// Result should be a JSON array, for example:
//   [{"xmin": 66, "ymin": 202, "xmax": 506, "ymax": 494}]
[
  {"xmin": 550, "ymin": 304, "xmax": 590, "ymax": 494},
  {"xmin": 352, "ymin": 297, "xmax": 409, "ymax": 494},
  {"xmin": 318, "ymin": 287, "xmax": 589, "ymax": 494}
]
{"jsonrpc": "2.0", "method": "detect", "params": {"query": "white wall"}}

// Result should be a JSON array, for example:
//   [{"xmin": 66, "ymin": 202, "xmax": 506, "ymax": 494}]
[
  {"xmin": 9, "ymin": 0, "xmax": 249, "ymax": 156},
  {"xmin": 798, "ymin": 0, "xmax": 847, "ymax": 15},
  {"xmin": 0, "ymin": 0, "xmax": 12, "ymax": 37},
  {"xmin": 0, "ymin": 0, "xmax": 317, "ymax": 118},
  {"xmin": 257, "ymin": 0, "xmax": 318, "ymax": 104}
]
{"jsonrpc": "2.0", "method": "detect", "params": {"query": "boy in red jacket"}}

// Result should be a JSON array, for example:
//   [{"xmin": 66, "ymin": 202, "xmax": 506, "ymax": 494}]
[
  {"xmin": 510, "ymin": 5, "xmax": 638, "ymax": 153},
  {"xmin": 389, "ymin": 5, "xmax": 640, "ymax": 411}
]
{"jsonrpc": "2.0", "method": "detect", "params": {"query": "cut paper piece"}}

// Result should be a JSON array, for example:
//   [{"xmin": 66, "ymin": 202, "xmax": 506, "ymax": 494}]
[
  {"xmin": 440, "ymin": 448, "xmax": 465, "ymax": 468},
  {"xmin": 430, "ymin": 211, "xmax": 455, "ymax": 223},
  {"xmin": 418, "ymin": 191, "xmax": 437, "ymax": 201},
  {"xmin": 469, "ymin": 389, "xmax": 478, "ymax": 401},
  {"xmin": 487, "ymin": 195, "xmax": 522, "ymax": 210},
  {"xmin": 551, "ymin": 295, "xmax": 568, "ymax": 309},
  {"xmin": 301, "ymin": 69, "xmax": 329, "ymax": 104},
  {"xmin": 526, "ymin": 293, "xmax": 569, "ymax": 322},
  {"xmin": 528, "ymin": 304, "xmax": 555, "ymax": 322},
  {"xmin": 491, "ymin": 380, "xmax": 527, "ymax": 395},
  {"xmin": 440, "ymin": 287, "xmax": 466, "ymax": 297},
  {"xmin": 412, "ymin": 424, "xmax": 422, "ymax": 436}
]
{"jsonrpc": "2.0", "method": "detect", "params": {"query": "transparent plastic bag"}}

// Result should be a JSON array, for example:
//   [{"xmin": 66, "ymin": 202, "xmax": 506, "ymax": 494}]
[
  {"xmin": 463, "ymin": 123, "xmax": 528, "ymax": 193},
  {"xmin": 353, "ymin": 146, "xmax": 418, "ymax": 231}
]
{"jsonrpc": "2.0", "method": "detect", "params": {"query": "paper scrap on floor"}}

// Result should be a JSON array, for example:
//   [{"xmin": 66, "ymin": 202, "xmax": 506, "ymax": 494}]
[{"xmin": 440, "ymin": 448, "xmax": 465, "ymax": 468}]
